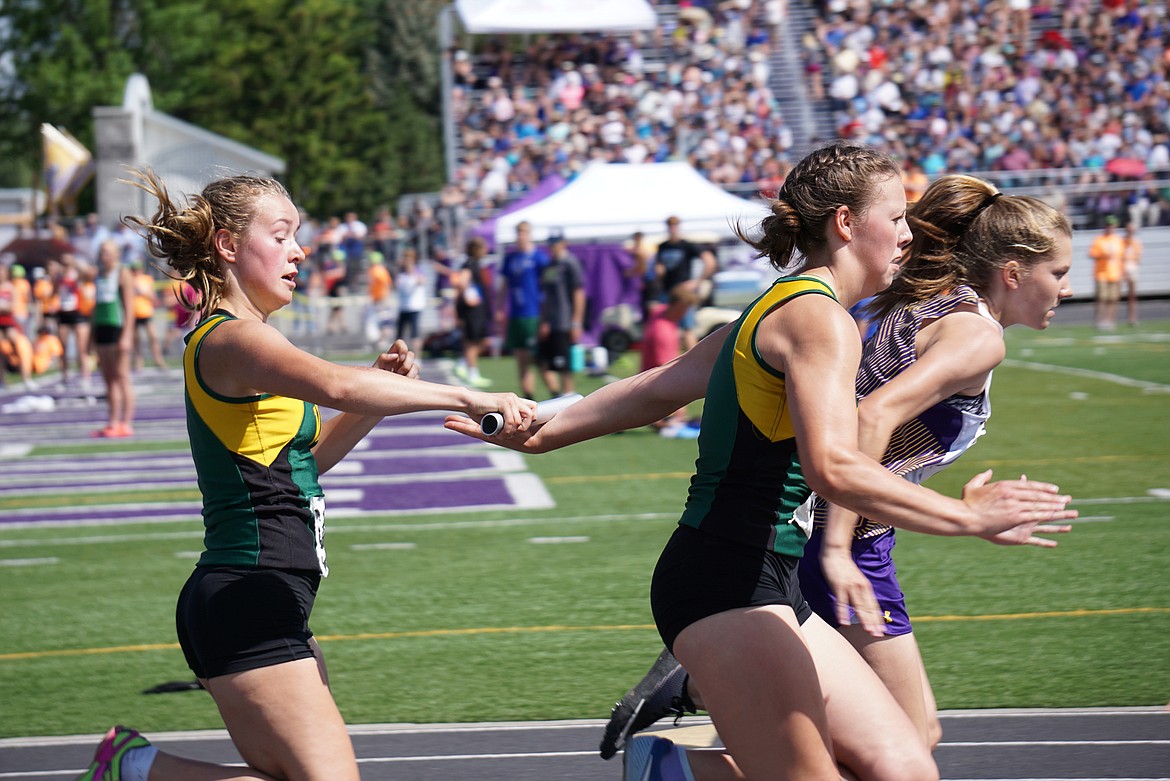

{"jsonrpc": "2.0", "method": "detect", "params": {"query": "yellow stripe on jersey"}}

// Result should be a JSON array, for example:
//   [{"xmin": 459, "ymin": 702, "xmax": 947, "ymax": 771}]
[
  {"xmin": 731, "ymin": 276, "xmax": 835, "ymax": 441},
  {"xmin": 184, "ymin": 316, "xmax": 321, "ymax": 468}
]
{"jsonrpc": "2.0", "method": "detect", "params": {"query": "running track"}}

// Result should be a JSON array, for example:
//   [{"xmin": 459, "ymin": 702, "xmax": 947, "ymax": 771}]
[{"xmin": 2, "ymin": 708, "xmax": 1167, "ymax": 779}]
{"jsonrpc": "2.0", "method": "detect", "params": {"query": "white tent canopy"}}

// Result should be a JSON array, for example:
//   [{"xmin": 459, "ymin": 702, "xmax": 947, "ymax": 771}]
[
  {"xmin": 454, "ymin": 0, "xmax": 657, "ymax": 34},
  {"xmin": 492, "ymin": 161, "xmax": 769, "ymax": 246}
]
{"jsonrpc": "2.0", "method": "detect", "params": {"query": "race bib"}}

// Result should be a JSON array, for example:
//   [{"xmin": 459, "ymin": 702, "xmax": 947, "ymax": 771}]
[
  {"xmin": 310, "ymin": 495, "xmax": 329, "ymax": 577},
  {"xmin": 791, "ymin": 495, "xmax": 815, "ymax": 539}
]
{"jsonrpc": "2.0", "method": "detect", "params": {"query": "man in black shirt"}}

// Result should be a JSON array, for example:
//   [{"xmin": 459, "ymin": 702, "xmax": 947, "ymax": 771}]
[{"xmin": 654, "ymin": 215, "xmax": 717, "ymax": 349}]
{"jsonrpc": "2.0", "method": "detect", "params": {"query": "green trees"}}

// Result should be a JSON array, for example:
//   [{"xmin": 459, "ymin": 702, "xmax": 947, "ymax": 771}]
[{"xmin": 0, "ymin": 0, "xmax": 449, "ymax": 217}]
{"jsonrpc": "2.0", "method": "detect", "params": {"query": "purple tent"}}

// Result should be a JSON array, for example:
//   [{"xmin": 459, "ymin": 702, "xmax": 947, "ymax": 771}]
[{"xmin": 472, "ymin": 174, "xmax": 566, "ymax": 251}]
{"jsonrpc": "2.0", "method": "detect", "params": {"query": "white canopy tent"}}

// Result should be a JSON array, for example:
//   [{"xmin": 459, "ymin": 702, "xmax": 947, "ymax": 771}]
[
  {"xmin": 491, "ymin": 161, "xmax": 770, "ymax": 246},
  {"xmin": 453, "ymin": 0, "xmax": 657, "ymax": 33}
]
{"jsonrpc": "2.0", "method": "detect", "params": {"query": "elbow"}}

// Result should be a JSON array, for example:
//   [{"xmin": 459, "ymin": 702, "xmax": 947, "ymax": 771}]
[
  {"xmin": 801, "ymin": 449, "xmax": 857, "ymax": 501},
  {"xmin": 805, "ymin": 471, "xmax": 848, "ymax": 504},
  {"xmin": 317, "ymin": 369, "xmax": 364, "ymax": 410}
]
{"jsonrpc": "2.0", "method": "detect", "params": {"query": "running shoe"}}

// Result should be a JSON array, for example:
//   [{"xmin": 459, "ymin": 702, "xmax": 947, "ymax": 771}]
[
  {"xmin": 623, "ymin": 735, "xmax": 688, "ymax": 781},
  {"xmin": 600, "ymin": 648, "xmax": 696, "ymax": 760},
  {"xmin": 90, "ymin": 423, "xmax": 133, "ymax": 438},
  {"xmin": 76, "ymin": 725, "xmax": 151, "ymax": 780}
]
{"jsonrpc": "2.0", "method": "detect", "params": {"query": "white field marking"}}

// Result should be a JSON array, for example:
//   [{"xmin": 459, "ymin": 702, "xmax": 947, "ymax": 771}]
[
  {"xmin": 351, "ymin": 542, "xmax": 417, "ymax": 550},
  {"xmin": 0, "ymin": 470, "xmax": 553, "ymax": 528},
  {"xmin": 0, "ymin": 719, "xmax": 626, "ymax": 750},
  {"xmin": 0, "ymin": 557, "xmax": 58, "ymax": 567},
  {"xmin": 527, "ymin": 536, "xmax": 590, "ymax": 544},
  {"xmin": 937, "ymin": 706, "xmax": 1168, "ymax": 717},
  {"xmin": 0, "ymin": 455, "xmax": 194, "ymax": 476},
  {"xmin": 1073, "ymin": 493, "xmax": 1170, "ymax": 505},
  {"xmin": 357, "ymin": 751, "xmax": 597, "ymax": 764},
  {"xmin": 1002, "ymin": 357, "xmax": 1170, "ymax": 393},
  {"xmin": 0, "ymin": 451, "xmax": 523, "ymax": 491},
  {"xmin": 174, "ymin": 551, "xmax": 202, "ymax": 559},
  {"xmin": 939, "ymin": 740, "xmax": 1169, "ymax": 747},
  {"xmin": 326, "ymin": 450, "xmax": 525, "ymax": 477},
  {"xmin": 0, "ymin": 512, "xmax": 678, "ymax": 548},
  {"xmin": 0, "ymin": 500, "xmax": 198, "ymax": 523},
  {"xmin": 1067, "ymin": 516, "xmax": 1115, "ymax": 523},
  {"xmin": 0, "ymin": 443, "xmax": 33, "ymax": 458}
]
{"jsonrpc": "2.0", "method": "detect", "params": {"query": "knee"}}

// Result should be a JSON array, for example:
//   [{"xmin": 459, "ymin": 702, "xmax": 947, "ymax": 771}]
[
  {"xmin": 899, "ymin": 753, "xmax": 939, "ymax": 781},
  {"xmin": 868, "ymin": 748, "xmax": 938, "ymax": 781},
  {"xmin": 927, "ymin": 716, "xmax": 943, "ymax": 751}
]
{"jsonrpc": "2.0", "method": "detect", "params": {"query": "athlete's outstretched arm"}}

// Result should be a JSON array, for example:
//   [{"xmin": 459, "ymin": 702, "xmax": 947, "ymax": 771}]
[
  {"xmin": 443, "ymin": 322, "xmax": 734, "ymax": 452},
  {"xmin": 761, "ymin": 296, "xmax": 1076, "ymax": 540}
]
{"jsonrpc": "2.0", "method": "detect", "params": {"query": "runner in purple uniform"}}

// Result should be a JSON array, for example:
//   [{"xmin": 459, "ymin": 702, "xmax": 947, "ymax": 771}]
[{"xmin": 597, "ymin": 173, "xmax": 1077, "ymax": 762}]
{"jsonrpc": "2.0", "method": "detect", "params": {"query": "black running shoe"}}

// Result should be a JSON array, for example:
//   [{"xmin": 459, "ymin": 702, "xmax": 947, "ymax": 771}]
[{"xmin": 599, "ymin": 648, "xmax": 696, "ymax": 760}]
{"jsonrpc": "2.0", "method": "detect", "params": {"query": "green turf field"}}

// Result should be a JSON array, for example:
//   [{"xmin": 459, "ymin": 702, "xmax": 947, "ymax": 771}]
[{"xmin": 0, "ymin": 321, "xmax": 1167, "ymax": 738}]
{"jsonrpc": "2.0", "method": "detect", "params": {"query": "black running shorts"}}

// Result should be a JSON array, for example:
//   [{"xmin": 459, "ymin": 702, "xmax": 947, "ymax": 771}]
[
  {"xmin": 176, "ymin": 565, "xmax": 320, "ymax": 679},
  {"xmin": 537, "ymin": 329, "xmax": 573, "ymax": 371},
  {"xmin": 651, "ymin": 524, "xmax": 813, "ymax": 652}
]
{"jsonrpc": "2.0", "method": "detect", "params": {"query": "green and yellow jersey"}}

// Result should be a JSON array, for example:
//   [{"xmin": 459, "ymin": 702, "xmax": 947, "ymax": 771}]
[
  {"xmin": 678, "ymin": 276, "xmax": 836, "ymax": 557},
  {"xmin": 183, "ymin": 312, "xmax": 327, "ymax": 573}
]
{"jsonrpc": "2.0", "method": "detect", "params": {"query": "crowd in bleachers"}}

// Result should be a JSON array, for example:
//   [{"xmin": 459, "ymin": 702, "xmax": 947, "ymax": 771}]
[
  {"xmin": 448, "ymin": 0, "xmax": 1170, "ymax": 228},
  {"xmin": 5, "ymin": 0, "xmax": 1168, "ymax": 365}
]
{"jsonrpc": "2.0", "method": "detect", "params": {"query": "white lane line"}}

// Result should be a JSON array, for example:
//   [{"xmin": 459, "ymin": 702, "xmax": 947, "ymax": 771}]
[
  {"xmin": 0, "ymin": 557, "xmax": 58, "ymax": 567},
  {"xmin": 1002, "ymin": 358, "xmax": 1170, "ymax": 393}
]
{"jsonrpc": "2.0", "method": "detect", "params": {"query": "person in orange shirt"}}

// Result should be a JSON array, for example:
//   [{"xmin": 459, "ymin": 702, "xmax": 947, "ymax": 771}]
[
  {"xmin": 365, "ymin": 250, "xmax": 394, "ymax": 347},
  {"xmin": 1088, "ymin": 215, "xmax": 1126, "ymax": 329},
  {"xmin": 31, "ymin": 326, "xmax": 63, "ymax": 376},
  {"xmin": 34, "ymin": 260, "xmax": 59, "ymax": 330},
  {"xmin": 1122, "ymin": 221, "xmax": 1143, "ymax": 326},
  {"xmin": 902, "ymin": 159, "xmax": 929, "ymax": 204},
  {"xmin": 130, "ymin": 261, "xmax": 167, "ymax": 371}
]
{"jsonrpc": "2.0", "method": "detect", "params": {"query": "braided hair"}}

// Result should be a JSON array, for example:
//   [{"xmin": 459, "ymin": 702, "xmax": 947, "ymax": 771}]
[{"xmin": 738, "ymin": 142, "xmax": 903, "ymax": 272}]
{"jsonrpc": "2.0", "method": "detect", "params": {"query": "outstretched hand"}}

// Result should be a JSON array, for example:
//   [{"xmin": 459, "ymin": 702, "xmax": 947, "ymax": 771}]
[
  {"xmin": 459, "ymin": 392, "xmax": 539, "ymax": 438},
  {"xmin": 961, "ymin": 469, "xmax": 1078, "ymax": 538},
  {"xmin": 979, "ymin": 474, "xmax": 1073, "ymax": 546},
  {"xmin": 373, "ymin": 339, "xmax": 419, "ymax": 379},
  {"xmin": 443, "ymin": 411, "xmax": 546, "ymax": 452}
]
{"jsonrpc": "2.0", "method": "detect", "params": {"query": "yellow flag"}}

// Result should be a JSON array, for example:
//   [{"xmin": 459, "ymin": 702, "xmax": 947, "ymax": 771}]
[{"xmin": 41, "ymin": 123, "xmax": 94, "ymax": 212}]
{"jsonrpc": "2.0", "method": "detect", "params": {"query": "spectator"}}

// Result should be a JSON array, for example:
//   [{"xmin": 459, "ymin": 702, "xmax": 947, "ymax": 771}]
[
  {"xmin": 655, "ymin": 215, "xmax": 718, "ymax": 350},
  {"xmin": 31, "ymin": 325, "xmax": 63, "ymax": 377},
  {"xmin": 496, "ymin": 221, "xmax": 548, "ymax": 398},
  {"xmin": 537, "ymin": 232, "xmax": 586, "ymax": 398},
  {"xmin": 394, "ymin": 246, "xmax": 428, "ymax": 347},
  {"xmin": 54, "ymin": 253, "xmax": 93, "ymax": 387},
  {"xmin": 0, "ymin": 263, "xmax": 35, "ymax": 388},
  {"xmin": 90, "ymin": 239, "xmax": 137, "ymax": 438},
  {"xmin": 8, "ymin": 263, "xmax": 32, "ymax": 336},
  {"xmin": 640, "ymin": 283, "xmax": 700, "ymax": 431},
  {"xmin": 130, "ymin": 260, "xmax": 167, "ymax": 372},
  {"xmin": 453, "ymin": 236, "xmax": 494, "ymax": 388},
  {"xmin": 365, "ymin": 250, "xmax": 394, "ymax": 347},
  {"xmin": 321, "ymin": 249, "xmax": 349, "ymax": 336},
  {"xmin": 1088, "ymin": 215, "xmax": 1126, "ymax": 330}
]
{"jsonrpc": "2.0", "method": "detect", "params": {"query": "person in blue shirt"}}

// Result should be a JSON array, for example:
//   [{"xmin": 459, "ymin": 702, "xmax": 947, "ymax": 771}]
[{"xmin": 496, "ymin": 221, "xmax": 549, "ymax": 397}]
